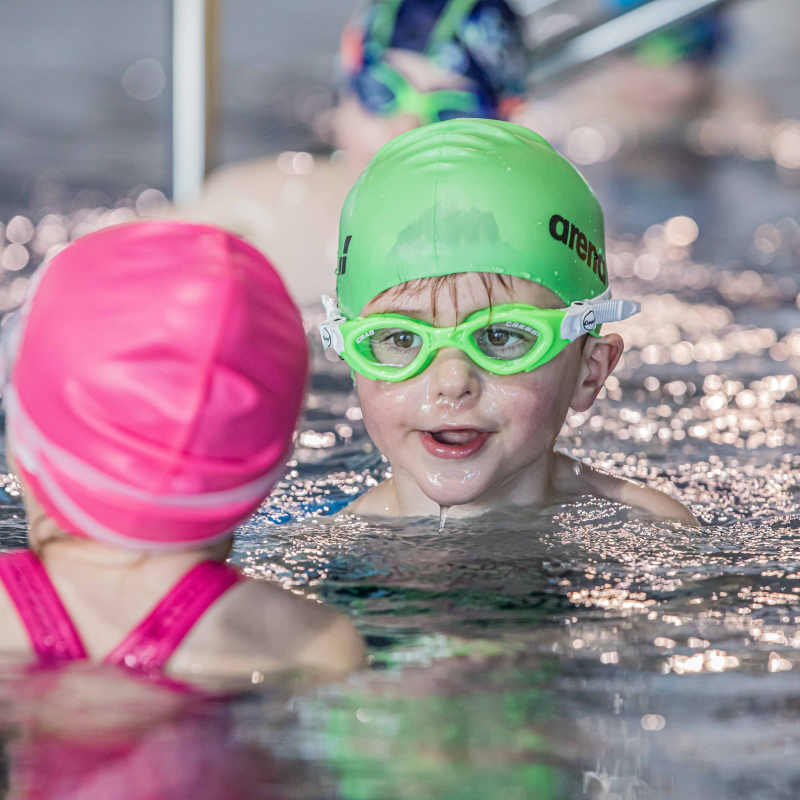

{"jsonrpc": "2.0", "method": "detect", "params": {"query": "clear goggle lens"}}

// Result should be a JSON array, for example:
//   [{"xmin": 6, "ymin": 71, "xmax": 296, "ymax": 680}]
[
  {"xmin": 358, "ymin": 327, "xmax": 423, "ymax": 367},
  {"xmin": 473, "ymin": 323, "xmax": 539, "ymax": 360}
]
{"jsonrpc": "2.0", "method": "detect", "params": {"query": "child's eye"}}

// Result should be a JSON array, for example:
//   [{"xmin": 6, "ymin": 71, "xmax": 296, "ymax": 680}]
[
  {"xmin": 486, "ymin": 328, "xmax": 511, "ymax": 347},
  {"xmin": 388, "ymin": 331, "xmax": 418, "ymax": 349},
  {"xmin": 369, "ymin": 328, "xmax": 423, "ymax": 365},
  {"xmin": 475, "ymin": 324, "xmax": 538, "ymax": 360}
]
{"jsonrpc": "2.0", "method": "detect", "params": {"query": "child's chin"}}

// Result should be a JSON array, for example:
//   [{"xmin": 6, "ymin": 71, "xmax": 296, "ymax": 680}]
[{"xmin": 422, "ymin": 484, "xmax": 488, "ymax": 510}]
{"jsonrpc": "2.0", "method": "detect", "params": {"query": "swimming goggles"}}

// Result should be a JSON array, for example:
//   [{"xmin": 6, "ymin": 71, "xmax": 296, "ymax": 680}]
[
  {"xmin": 352, "ymin": 60, "xmax": 488, "ymax": 126},
  {"xmin": 320, "ymin": 291, "xmax": 640, "ymax": 382}
]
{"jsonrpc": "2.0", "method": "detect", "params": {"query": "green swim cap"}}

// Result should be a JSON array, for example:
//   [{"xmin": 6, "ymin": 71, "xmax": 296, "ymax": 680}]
[{"xmin": 335, "ymin": 118, "xmax": 608, "ymax": 319}]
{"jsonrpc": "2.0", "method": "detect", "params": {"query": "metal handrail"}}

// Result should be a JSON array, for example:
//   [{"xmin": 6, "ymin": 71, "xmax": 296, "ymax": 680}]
[{"xmin": 529, "ymin": 0, "xmax": 736, "ymax": 85}]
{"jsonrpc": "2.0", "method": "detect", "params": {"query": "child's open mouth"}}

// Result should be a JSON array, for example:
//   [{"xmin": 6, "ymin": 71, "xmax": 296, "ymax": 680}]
[{"xmin": 419, "ymin": 429, "xmax": 491, "ymax": 459}]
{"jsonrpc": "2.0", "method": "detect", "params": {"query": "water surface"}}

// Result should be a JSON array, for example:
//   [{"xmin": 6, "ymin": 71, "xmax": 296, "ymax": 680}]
[{"xmin": 1, "ymin": 168, "xmax": 800, "ymax": 799}]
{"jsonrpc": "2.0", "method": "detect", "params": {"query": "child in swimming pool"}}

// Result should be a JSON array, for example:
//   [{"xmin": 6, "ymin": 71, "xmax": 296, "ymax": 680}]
[
  {"xmin": 320, "ymin": 119, "xmax": 698, "ymax": 525},
  {"xmin": 0, "ymin": 221, "xmax": 364, "ymax": 683}
]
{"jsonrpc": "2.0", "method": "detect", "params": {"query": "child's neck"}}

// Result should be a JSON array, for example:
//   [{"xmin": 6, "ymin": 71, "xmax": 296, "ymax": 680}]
[
  {"xmin": 25, "ymin": 504, "xmax": 232, "ymax": 572},
  {"xmin": 33, "ymin": 536, "xmax": 224, "ymax": 571},
  {"xmin": 387, "ymin": 448, "xmax": 559, "ymax": 519}
]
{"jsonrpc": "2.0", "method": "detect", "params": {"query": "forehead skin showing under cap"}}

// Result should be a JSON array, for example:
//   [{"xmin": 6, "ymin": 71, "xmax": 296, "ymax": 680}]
[{"xmin": 363, "ymin": 272, "xmax": 565, "ymax": 323}]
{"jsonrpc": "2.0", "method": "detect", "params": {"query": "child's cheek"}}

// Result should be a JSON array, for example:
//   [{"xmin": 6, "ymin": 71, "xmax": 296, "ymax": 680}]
[
  {"xmin": 355, "ymin": 375, "xmax": 418, "ymax": 453},
  {"xmin": 486, "ymin": 367, "xmax": 572, "ymax": 443}
]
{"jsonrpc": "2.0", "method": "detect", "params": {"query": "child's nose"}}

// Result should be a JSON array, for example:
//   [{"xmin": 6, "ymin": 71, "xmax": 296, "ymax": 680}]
[{"xmin": 427, "ymin": 348, "xmax": 481, "ymax": 402}]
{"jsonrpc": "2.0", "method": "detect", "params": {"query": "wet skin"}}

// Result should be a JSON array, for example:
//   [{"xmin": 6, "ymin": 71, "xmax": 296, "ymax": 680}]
[{"xmin": 345, "ymin": 274, "xmax": 699, "ymax": 525}]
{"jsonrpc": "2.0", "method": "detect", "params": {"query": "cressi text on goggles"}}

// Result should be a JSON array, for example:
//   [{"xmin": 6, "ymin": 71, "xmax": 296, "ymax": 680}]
[
  {"xmin": 320, "ymin": 291, "xmax": 640, "ymax": 382},
  {"xmin": 352, "ymin": 60, "xmax": 490, "ymax": 126}
]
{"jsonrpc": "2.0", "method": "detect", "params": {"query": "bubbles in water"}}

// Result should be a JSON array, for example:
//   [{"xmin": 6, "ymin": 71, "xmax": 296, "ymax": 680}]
[
  {"xmin": 276, "ymin": 151, "xmax": 315, "ymax": 176},
  {"xmin": 2, "ymin": 245, "xmax": 29, "ymax": 272},
  {"xmin": 135, "ymin": 188, "xmax": 167, "ymax": 216},
  {"xmin": 5, "ymin": 216, "xmax": 34, "ymax": 245},
  {"xmin": 641, "ymin": 714, "xmax": 666, "ymax": 731},
  {"xmin": 121, "ymin": 58, "xmax": 166, "ymax": 101}
]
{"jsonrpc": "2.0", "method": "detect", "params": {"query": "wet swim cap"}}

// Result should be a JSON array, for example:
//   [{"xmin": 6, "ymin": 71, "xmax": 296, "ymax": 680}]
[
  {"xmin": 6, "ymin": 221, "xmax": 308, "ymax": 550},
  {"xmin": 335, "ymin": 118, "xmax": 608, "ymax": 318},
  {"xmin": 341, "ymin": 0, "xmax": 528, "ymax": 119}
]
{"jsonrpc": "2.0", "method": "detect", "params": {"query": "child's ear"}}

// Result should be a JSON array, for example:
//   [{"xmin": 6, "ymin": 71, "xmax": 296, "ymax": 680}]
[{"xmin": 569, "ymin": 333, "xmax": 624, "ymax": 413}]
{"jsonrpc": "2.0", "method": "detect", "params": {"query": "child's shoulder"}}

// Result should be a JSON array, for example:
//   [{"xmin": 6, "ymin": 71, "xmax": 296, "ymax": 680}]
[
  {"xmin": 554, "ymin": 451, "xmax": 699, "ymax": 525},
  {"xmin": 170, "ymin": 577, "xmax": 365, "ymax": 681},
  {"xmin": 337, "ymin": 478, "xmax": 398, "ymax": 517}
]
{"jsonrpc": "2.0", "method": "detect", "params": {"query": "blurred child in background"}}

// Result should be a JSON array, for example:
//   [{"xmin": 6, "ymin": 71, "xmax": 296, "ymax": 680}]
[{"xmin": 188, "ymin": 0, "xmax": 529, "ymax": 306}]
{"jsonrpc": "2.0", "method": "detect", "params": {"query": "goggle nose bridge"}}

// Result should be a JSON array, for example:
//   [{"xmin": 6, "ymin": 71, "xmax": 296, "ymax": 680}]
[{"xmin": 425, "ymin": 322, "xmax": 476, "ymax": 351}]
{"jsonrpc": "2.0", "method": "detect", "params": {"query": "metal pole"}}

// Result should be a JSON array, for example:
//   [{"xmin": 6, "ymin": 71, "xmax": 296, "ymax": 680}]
[
  {"xmin": 171, "ymin": 0, "xmax": 220, "ymax": 205},
  {"xmin": 204, "ymin": 0, "xmax": 221, "ymax": 177},
  {"xmin": 530, "ymin": 0, "xmax": 733, "ymax": 86}
]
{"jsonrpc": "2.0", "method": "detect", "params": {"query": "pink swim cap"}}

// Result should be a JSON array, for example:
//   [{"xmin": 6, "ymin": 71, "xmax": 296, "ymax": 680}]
[{"xmin": 6, "ymin": 221, "xmax": 308, "ymax": 549}]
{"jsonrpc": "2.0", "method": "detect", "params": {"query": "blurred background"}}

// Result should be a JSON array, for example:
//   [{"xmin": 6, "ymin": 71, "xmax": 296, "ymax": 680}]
[
  {"xmin": 1, "ymin": 0, "xmax": 797, "ymax": 218},
  {"xmin": 0, "ymin": 0, "xmax": 798, "ymax": 362},
  {"xmin": 2, "ymin": 4, "xmax": 800, "ymax": 797}
]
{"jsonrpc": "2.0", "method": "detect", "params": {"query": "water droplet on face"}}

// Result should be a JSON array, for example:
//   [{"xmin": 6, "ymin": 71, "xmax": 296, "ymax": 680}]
[
  {"xmin": 573, "ymin": 460, "xmax": 581, "ymax": 476},
  {"xmin": 438, "ymin": 505, "xmax": 450, "ymax": 532}
]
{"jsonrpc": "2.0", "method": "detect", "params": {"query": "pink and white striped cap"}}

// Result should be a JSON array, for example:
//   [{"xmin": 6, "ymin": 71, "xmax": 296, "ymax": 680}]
[{"xmin": 5, "ymin": 221, "xmax": 308, "ymax": 549}]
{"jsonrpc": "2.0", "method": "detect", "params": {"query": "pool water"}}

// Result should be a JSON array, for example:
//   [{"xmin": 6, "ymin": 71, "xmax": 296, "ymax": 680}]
[
  {"xmin": 250, "ymin": 205, "xmax": 800, "ymax": 799},
  {"xmin": 1, "ymin": 181, "xmax": 800, "ymax": 798}
]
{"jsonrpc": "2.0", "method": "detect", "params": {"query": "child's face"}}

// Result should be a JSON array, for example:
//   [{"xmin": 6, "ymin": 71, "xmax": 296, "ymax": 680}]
[{"xmin": 355, "ymin": 274, "xmax": 621, "ymax": 511}]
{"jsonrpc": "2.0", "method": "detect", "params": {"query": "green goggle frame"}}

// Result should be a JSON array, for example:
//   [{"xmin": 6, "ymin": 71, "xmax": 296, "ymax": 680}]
[
  {"xmin": 360, "ymin": 61, "xmax": 484, "ymax": 126},
  {"xmin": 320, "ymin": 292, "xmax": 640, "ymax": 383}
]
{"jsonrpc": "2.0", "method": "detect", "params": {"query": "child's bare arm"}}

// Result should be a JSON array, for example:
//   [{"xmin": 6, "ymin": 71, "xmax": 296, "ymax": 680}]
[{"xmin": 295, "ymin": 614, "xmax": 368, "ymax": 676}]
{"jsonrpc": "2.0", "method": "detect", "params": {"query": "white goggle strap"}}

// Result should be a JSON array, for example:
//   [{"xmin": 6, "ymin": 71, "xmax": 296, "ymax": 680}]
[
  {"xmin": 560, "ymin": 288, "xmax": 641, "ymax": 342},
  {"xmin": 319, "ymin": 294, "xmax": 346, "ymax": 355}
]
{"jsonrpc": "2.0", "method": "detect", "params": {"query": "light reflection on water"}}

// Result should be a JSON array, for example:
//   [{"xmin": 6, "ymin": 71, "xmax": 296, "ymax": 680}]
[
  {"xmin": 237, "ymin": 213, "xmax": 800, "ymax": 798},
  {"xmin": 0, "ymin": 210, "xmax": 800, "ymax": 797}
]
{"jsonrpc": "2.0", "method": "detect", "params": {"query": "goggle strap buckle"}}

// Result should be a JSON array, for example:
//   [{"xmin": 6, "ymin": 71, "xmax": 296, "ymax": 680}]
[
  {"xmin": 319, "ymin": 294, "xmax": 346, "ymax": 355},
  {"xmin": 561, "ymin": 291, "xmax": 641, "ymax": 341}
]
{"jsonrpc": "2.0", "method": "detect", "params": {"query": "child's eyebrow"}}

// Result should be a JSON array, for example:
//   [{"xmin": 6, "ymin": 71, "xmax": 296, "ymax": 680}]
[{"xmin": 371, "ymin": 306, "xmax": 431, "ymax": 321}]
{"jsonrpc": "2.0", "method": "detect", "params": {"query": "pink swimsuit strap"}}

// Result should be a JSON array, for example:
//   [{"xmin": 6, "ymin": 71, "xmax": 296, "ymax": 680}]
[
  {"xmin": 0, "ymin": 550, "xmax": 87, "ymax": 663},
  {"xmin": 0, "ymin": 551, "xmax": 241, "ymax": 674},
  {"xmin": 104, "ymin": 560, "xmax": 241, "ymax": 675}
]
